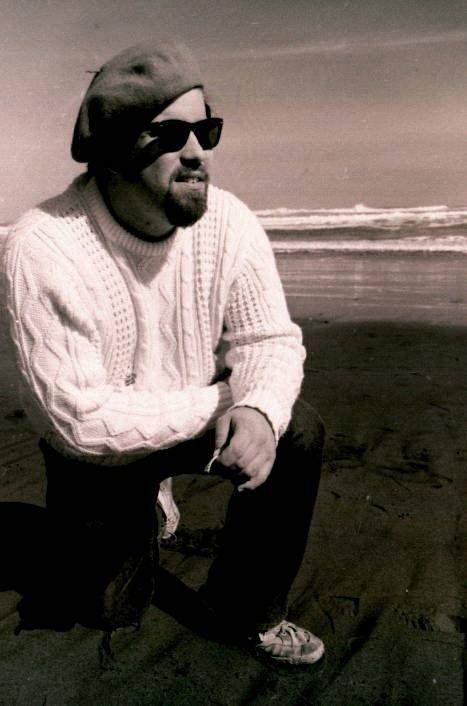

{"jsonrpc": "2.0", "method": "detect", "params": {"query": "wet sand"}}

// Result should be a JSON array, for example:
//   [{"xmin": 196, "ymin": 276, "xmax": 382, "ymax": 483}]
[
  {"xmin": 0, "ymin": 313, "xmax": 466, "ymax": 703},
  {"xmin": 277, "ymin": 251, "xmax": 467, "ymax": 325}
]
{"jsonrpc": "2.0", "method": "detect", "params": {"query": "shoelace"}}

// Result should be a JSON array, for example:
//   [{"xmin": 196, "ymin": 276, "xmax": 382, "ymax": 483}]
[
  {"xmin": 260, "ymin": 620, "xmax": 310, "ymax": 648},
  {"xmin": 274, "ymin": 621, "xmax": 309, "ymax": 647}
]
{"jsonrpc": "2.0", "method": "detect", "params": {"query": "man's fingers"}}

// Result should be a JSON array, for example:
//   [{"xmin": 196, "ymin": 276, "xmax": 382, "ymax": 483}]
[
  {"xmin": 238, "ymin": 467, "xmax": 268, "ymax": 492},
  {"xmin": 234, "ymin": 444, "xmax": 259, "ymax": 472},
  {"xmin": 218, "ymin": 426, "xmax": 252, "ymax": 467},
  {"xmin": 237, "ymin": 458, "xmax": 273, "ymax": 492},
  {"xmin": 220, "ymin": 441, "xmax": 251, "ymax": 469}
]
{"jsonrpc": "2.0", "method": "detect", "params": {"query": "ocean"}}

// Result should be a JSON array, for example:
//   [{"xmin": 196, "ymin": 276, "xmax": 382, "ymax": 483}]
[
  {"xmin": 257, "ymin": 205, "xmax": 467, "ymax": 324},
  {"xmin": 2, "ymin": 206, "xmax": 466, "ymax": 324},
  {"xmin": 258, "ymin": 204, "xmax": 467, "ymax": 254}
]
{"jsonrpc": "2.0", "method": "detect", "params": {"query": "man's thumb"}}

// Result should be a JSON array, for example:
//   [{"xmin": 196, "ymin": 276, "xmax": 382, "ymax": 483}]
[{"xmin": 215, "ymin": 414, "xmax": 231, "ymax": 451}]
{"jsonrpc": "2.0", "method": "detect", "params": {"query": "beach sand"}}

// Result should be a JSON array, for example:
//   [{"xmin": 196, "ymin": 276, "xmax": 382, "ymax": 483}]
[{"xmin": 0, "ymin": 313, "xmax": 465, "ymax": 704}]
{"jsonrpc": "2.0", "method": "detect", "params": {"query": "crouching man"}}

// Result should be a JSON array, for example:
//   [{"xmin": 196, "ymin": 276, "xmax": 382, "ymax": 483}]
[{"xmin": 2, "ymin": 40, "xmax": 324, "ymax": 666}]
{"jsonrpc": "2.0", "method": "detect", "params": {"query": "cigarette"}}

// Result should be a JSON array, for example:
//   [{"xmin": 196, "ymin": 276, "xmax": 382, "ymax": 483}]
[{"xmin": 204, "ymin": 448, "xmax": 221, "ymax": 474}]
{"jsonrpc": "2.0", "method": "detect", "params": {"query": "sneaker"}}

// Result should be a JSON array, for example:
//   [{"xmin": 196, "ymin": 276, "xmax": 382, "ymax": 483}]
[{"xmin": 256, "ymin": 620, "xmax": 325, "ymax": 665}]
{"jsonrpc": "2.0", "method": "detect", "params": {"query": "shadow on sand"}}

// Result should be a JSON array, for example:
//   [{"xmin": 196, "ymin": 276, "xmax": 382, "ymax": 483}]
[{"xmin": 0, "ymin": 502, "xmax": 217, "ymax": 649}]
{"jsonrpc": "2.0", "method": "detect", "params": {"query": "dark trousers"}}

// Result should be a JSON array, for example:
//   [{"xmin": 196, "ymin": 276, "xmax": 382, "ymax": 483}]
[{"xmin": 40, "ymin": 398, "xmax": 324, "ymax": 636}]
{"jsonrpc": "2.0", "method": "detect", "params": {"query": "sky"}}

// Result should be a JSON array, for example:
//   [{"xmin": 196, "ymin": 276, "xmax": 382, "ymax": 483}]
[{"xmin": 1, "ymin": 0, "xmax": 466, "ymax": 221}]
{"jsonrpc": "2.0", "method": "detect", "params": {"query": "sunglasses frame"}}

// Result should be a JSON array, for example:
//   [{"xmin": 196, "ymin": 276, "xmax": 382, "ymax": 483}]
[{"xmin": 146, "ymin": 117, "xmax": 224, "ymax": 153}]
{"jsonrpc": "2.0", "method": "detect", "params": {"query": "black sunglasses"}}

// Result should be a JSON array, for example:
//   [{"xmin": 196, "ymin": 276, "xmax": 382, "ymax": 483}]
[{"xmin": 146, "ymin": 117, "xmax": 223, "ymax": 152}]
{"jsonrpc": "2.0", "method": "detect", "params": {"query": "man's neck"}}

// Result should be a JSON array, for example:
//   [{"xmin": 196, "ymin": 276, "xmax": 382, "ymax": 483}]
[
  {"xmin": 96, "ymin": 172, "xmax": 174, "ymax": 242},
  {"xmin": 109, "ymin": 208, "xmax": 176, "ymax": 243}
]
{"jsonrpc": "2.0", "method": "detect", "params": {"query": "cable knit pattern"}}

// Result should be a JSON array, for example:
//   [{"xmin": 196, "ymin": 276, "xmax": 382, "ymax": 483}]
[{"xmin": 1, "ymin": 175, "xmax": 304, "ymax": 464}]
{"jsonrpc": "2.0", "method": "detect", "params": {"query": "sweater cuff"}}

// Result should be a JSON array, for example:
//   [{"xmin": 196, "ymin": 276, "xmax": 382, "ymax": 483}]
[{"xmin": 229, "ymin": 389, "xmax": 291, "ymax": 443}]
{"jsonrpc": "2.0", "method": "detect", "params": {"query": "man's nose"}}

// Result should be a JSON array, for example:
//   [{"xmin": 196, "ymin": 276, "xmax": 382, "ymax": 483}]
[{"xmin": 180, "ymin": 130, "xmax": 205, "ymax": 166}]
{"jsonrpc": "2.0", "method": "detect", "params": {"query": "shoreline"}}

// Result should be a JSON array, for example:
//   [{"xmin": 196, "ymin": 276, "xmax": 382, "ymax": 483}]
[{"xmin": 276, "ymin": 250, "xmax": 467, "ymax": 325}]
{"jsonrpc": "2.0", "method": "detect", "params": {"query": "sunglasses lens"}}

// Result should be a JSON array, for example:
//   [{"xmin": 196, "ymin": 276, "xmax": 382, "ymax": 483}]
[
  {"xmin": 194, "ymin": 119, "xmax": 223, "ymax": 149},
  {"xmin": 157, "ymin": 122, "xmax": 190, "ymax": 152}
]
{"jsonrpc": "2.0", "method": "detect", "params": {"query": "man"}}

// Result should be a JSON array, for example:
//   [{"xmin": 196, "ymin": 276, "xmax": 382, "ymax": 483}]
[{"xmin": 2, "ymin": 41, "xmax": 324, "ymax": 665}]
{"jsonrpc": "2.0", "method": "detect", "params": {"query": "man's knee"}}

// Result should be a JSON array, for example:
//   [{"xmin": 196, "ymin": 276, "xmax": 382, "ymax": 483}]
[
  {"xmin": 281, "ymin": 397, "xmax": 325, "ymax": 457},
  {"xmin": 270, "ymin": 397, "xmax": 323, "ymax": 497}
]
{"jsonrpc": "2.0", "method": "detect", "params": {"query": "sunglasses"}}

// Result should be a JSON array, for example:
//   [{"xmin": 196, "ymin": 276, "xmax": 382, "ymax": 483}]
[{"xmin": 146, "ymin": 117, "xmax": 223, "ymax": 153}]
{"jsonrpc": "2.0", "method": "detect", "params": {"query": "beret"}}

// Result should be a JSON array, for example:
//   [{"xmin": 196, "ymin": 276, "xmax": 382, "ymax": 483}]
[{"xmin": 71, "ymin": 40, "xmax": 203, "ymax": 165}]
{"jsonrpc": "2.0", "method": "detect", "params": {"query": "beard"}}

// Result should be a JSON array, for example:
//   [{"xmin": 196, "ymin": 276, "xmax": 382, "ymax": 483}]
[
  {"xmin": 163, "ymin": 182, "xmax": 208, "ymax": 227},
  {"xmin": 162, "ymin": 168, "xmax": 209, "ymax": 227}
]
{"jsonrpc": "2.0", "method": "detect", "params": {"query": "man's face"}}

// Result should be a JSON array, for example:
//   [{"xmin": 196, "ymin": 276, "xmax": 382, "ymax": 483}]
[{"xmin": 132, "ymin": 88, "xmax": 213, "ymax": 228}]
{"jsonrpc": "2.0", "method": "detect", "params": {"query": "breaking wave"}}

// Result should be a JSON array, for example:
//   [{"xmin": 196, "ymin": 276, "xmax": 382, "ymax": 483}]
[{"xmin": 257, "ymin": 204, "xmax": 467, "ymax": 231}]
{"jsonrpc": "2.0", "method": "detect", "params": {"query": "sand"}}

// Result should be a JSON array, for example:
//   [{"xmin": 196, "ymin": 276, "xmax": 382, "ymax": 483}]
[{"xmin": 0, "ymin": 317, "xmax": 465, "ymax": 705}]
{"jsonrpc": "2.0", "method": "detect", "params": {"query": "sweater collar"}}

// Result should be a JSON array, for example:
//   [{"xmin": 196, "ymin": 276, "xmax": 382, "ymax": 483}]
[{"xmin": 77, "ymin": 175, "xmax": 185, "ymax": 258}]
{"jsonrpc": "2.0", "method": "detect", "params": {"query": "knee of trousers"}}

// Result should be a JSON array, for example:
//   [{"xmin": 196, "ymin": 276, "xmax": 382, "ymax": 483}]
[{"xmin": 279, "ymin": 397, "xmax": 325, "ymax": 460}]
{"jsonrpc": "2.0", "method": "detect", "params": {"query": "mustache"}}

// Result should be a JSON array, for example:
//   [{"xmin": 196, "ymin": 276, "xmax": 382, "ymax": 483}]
[{"xmin": 171, "ymin": 167, "xmax": 209, "ymax": 183}]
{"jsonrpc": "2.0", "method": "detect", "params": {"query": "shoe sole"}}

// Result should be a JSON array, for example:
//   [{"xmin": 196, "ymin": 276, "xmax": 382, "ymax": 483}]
[{"xmin": 254, "ymin": 644, "xmax": 326, "ymax": 670}]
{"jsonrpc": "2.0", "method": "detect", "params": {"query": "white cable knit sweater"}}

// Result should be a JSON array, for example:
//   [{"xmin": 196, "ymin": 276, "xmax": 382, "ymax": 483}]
[{"xmin": 2, "ymin": 175, "xmax": 305, "ymax": 464}]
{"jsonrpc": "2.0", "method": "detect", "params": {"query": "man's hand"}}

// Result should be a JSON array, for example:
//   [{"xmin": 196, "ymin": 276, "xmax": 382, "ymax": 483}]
[{"xmin": 215, "ymin": 407, "xmax": 276, "ymax": 492}]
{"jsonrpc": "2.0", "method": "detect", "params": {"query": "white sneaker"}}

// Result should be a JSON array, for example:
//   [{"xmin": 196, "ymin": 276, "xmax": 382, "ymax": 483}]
[{"xmin": 256, "ymin": 620, "xmax": 325, "ymax": 665}]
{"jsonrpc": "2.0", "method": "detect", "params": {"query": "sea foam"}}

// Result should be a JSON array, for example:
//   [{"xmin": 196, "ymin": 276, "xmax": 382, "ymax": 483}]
[
  {"xmin": 270, "ymin": 235, "xmax": 467, "ymax": 254},
  {"xmin": 256, "ymin": 204, "xmax": 467, "ymax": 231}
]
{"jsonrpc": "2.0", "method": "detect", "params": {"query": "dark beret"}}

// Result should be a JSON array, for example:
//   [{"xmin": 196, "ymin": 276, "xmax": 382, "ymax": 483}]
[{"xmin": 71, "ymin": 40, "xmax": 203, "ymax": 165}]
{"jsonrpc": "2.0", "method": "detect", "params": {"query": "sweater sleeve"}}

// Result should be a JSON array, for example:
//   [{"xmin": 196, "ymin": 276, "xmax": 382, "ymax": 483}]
[
  {"xmin": 222, "ymin": 204, "xmax": 305, "ymax": 440},
  {"xmin": 3, "ymin": 232, "xmax": 232, "ymax": 460}
]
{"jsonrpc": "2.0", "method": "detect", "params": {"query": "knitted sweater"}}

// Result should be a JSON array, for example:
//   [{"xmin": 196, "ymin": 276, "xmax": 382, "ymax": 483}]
[{"xmin": 2, "ymin": 176, "xmax": 305, "ymax": 464}]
